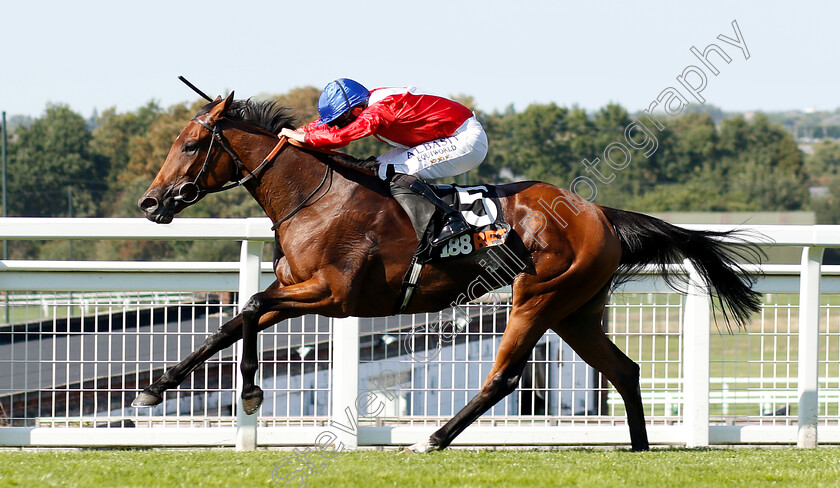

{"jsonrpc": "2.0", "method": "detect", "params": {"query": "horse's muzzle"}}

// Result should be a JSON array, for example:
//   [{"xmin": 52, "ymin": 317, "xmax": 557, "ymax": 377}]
[
  {"xmin": 138, "ymin": 195, "xmax": 159, "ymax": 214},
  {"xmin": 138, "ymin": 192, "xmax": 176, "ymax": 224}
]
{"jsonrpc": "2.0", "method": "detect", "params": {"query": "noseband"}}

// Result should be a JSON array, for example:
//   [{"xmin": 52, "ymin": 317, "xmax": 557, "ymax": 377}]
[{"xmin": 174, "ymin": 117, "xmax": 285, "ymax": 203}]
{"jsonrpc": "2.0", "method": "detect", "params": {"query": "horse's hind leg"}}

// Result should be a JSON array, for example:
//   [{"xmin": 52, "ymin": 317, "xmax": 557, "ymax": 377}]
[
  {"xmin": 551, "ymin": 289, "xmax": 650, "ymax": 451},
  {"xmin": 403, "ymin": 307, "xmax": 548, "ymax": 453}
]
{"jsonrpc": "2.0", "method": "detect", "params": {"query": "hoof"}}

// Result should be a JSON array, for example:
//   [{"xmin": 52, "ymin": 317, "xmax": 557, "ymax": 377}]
[
  {"xmin": 399, "ymin": 439, "xmax": 438, "ymax": 454},
  {"xmin": 131, "ymin": 390, "xmax": 163, "ymax": 408},
  {"xmin": 241, "ymin": 388, "xmax": 264, "ymax": 415}
]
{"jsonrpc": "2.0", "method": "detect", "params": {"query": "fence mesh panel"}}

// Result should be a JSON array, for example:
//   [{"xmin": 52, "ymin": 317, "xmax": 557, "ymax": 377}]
[{"xmin": 2, "ymin": 289, "xmax": 839, "ymax": 435}]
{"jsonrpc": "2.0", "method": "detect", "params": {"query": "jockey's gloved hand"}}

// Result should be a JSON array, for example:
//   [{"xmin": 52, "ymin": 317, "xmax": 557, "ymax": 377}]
[{"xmin": 279, "ymin": 128, "xmax": 306, "ymax": 143}]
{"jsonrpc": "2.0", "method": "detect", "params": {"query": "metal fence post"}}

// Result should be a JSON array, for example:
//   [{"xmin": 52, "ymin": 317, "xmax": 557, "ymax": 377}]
[
  {"xmin": 798, "ymin": 246, "xmax": 823, "ymax": 448},
  {"xmin": 2, "ymin": 111, "xmax": 7, "ymax": 261},
  {"xmin": 331, "ymin": 317, "xmax": 360, "ymax": 450},
  {"xmin": 236, "ymin": 239, "xmax": 263, "ymax": 451},
  {"xmin": 683, "ymin": 260, "xmax": 710, "ymax": 447}
]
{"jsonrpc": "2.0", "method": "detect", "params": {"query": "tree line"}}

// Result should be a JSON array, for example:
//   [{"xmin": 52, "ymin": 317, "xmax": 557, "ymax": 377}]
[{"xmin": 3, "ymin": 86, "xmax": 837, "ymax": 261}]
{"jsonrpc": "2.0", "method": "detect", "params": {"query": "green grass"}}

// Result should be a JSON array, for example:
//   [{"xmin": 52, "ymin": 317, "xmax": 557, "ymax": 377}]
[{"xmin": 1, "ymin": 448, "xmax": 840, "ymax": 488}]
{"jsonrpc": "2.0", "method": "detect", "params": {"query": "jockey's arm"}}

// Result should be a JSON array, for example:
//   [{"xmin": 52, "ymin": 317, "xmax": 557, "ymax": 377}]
[{"xmin": 303, "ymin": 108, "xmax": 389, "ymax": 149}]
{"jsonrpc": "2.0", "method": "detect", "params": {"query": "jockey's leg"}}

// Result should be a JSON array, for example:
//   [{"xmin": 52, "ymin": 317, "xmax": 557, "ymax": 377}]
[
  {"xmin": 376, "ymin": 116, "xmax": 489, "ymax": 247},
  {"xmin": 390, "ymin": 173, "xmax": 470, "ymax": 246},
  {"xmin": 389, "ymin": 172, "xmax": 470, "ymax": 246},
  {"xmin": 375, "ymin": 117, "xmax": 488, "ymax": 182}
]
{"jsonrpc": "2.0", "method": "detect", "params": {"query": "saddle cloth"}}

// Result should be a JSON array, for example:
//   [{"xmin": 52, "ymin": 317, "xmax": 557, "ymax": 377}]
[
  {"xmin": 425, "ymin": 184, "xmax": 511, "ymax": 262},
  {"xmin": 393, "ymin": 183, "xmax": 531, "ymax": 314}
]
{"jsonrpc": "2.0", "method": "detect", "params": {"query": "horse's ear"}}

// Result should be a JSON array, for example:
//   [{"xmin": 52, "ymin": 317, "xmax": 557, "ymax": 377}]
[
  {"xmin": 222, "ymin": 91, "xmax": 235, "ymax": 111},
  {"xmin": 207, "ymin": 93, "xmax": 234, "ymax": 119}
]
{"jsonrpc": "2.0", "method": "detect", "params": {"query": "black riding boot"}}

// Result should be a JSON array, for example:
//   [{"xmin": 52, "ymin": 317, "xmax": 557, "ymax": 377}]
[{"xmin": 389, "ymin": 173, "xmax": 470, "ymax": 247}]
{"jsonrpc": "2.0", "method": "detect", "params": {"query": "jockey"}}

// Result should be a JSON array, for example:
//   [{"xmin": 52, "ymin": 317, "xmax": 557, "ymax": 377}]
[{"xmin": 280, "ymin": 78, "xmax": 488, "ymax": 247}]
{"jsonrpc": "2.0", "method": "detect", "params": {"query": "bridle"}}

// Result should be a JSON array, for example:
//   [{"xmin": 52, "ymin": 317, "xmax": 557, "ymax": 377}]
[
  {"xmin": 174, "ymin": 116, "xmax": 333, "ymax": 230},
  {"xmin": 173, "ymin": 116, "xmax": 283, "ymax": 204}
]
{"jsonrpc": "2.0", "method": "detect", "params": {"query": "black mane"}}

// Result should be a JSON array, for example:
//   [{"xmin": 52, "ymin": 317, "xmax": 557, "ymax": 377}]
[
  {"xmin": 199, "ymin": 97, "xmax": 378, "ymax": 172},
  {"xmin": 227, "ymin": 99, "xmax": 297, "ymax": 133},
  {"xmin": 198, "ymin": 98, "xmax": 297, "ymax": 133}
]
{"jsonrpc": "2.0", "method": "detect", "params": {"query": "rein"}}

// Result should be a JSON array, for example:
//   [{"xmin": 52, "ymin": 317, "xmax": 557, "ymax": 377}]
[{"xmin": 178, "ymin": 116, "xmax": 334, "ymax": 230}]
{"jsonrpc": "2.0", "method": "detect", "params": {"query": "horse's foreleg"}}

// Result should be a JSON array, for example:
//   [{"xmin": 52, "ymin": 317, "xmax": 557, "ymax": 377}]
[
  {"xmin": 238, "ymin": 277, "xmax": 336, "ymax": 415},
  {"xmin": 132, "ymin": 281, "xmax": 285, "ymax": 408},
  {"xmin": 132, "ymin": 313, "xmax": 243, "ymax": 407},
  {"xmin": 403, "ymin": 308, "xmax": 547, "ymax": 453}
]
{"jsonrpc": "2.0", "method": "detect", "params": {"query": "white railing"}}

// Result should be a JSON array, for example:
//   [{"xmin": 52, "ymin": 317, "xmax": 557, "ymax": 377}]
[{"xmin": 1, "ymin": 218, "xmax": 840, "ymax": 450}]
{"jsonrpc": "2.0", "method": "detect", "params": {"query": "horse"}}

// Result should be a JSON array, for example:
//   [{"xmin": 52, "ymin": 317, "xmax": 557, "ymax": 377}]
[{"xmin": 134, "ymin": 92, "xmax": 762, "ymax": 452}]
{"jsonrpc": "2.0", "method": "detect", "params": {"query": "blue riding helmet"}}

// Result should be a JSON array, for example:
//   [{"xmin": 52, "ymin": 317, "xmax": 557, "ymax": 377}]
[{"xmin": 317, "ymin": 78, "xmax": 370, "ymax": 126}]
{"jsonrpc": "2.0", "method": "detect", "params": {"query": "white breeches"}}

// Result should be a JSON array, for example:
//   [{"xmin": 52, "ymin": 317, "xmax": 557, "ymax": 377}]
[{"xmin": 376, "ymin": 116, "xmax": 488, "ymax": 180}]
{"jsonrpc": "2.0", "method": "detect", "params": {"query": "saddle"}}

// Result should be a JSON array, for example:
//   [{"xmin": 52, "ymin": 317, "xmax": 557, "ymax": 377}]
[{"xmin": 393, "ymin": 184, "xmax": 530, "ymax": 314}]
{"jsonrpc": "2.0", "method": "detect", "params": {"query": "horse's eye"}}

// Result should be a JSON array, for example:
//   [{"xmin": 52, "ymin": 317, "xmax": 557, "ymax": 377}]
[{"xmin": 183, "ymin": 141, "xmax": 199, "ymax": 154}]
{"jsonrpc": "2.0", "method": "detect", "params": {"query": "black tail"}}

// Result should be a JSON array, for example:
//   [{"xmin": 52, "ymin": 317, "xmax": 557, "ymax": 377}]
[{"xmin": 600, "ymin": 206, "xmax": 764, "ymax": 329}]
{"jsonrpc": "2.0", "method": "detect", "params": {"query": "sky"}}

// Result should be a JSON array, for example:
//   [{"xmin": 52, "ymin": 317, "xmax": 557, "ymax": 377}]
[{"xmin": 2, "ymin": 0, "xmax": 839, "ymax": 119}]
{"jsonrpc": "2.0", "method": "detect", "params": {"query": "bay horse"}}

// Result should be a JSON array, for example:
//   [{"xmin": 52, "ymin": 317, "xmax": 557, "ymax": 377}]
[{"xmin": 135, "ymin": 93, "xmax": 761, "ymax": 452}]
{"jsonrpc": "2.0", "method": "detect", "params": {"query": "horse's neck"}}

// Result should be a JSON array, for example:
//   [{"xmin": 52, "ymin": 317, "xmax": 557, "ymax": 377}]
[
  {"xmin": 244, "ymin": 143, "xmax": 358, "ymax": 225},
  {"xmin": 232, "ymin": 131, "xmax": 392, "ymax": 234}
]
